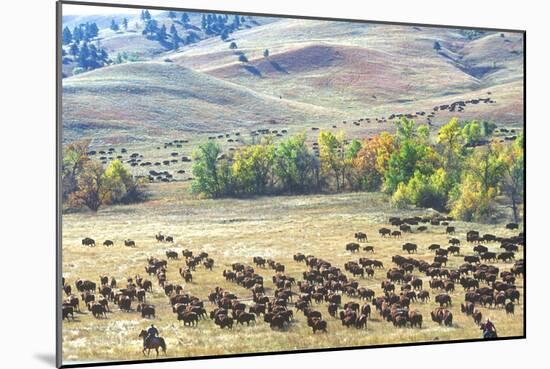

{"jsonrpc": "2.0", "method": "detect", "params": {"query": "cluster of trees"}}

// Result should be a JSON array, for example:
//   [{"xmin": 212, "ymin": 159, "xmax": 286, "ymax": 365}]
[
  {"xmin": 110, "ymin": 18, "xmax": 128, "ymax": 31},
  {"xmin": 191, "ymin": 118, "xmax": 524, "ymax": 223},
  {"xmin": 62, "ymin": 22, "xmax": 99, "ymax": 45},
  {"xmin": 62, "ymin": 22, "xmax": 110, "ymax": 73},
  {"xmin": 200, "ymin": 13, "xmax": 246, "ymax": 40},
  {"xmin": 62, "ymin": 142, "xmax": 146, "ymax": 212}
]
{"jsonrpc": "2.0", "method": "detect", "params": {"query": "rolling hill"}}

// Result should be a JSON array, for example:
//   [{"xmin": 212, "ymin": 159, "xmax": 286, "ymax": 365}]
[
  {"xmin": 62, "ymin": 15, "xmax": 524, "ymax": 143},
  {"xmin": 62, "ymin": 61, "xmax": 343, "ymax": 142}
]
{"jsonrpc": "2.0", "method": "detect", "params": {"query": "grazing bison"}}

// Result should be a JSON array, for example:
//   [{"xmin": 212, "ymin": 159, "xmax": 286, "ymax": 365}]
[
  {"xmin": 82, "ymin": 237, "xmax": 95, "ymax": 247},
  {"xmin": 124, "ymin": 239, "xmax": 136, "ymax": 247},
  {"xmin": 428, "ymin": 244, "xmax": 441, "ymax": 252},
  {"xmin": 363, "ymin": 245, "xmax": 375, "ymax": 253},
  {"xmin": 505, "ymin": 302, "xmax": 515, "ymax": 315},
  {"xmin": 446, "ymin": 226, "xmax": 455, "ymax": 235},
  {"xmin": 346, "ymin": 243, "xmax": 360, "ymax": 253},
  {"xmin": 103, "ymin": 240, "xmax": 114, "ymax": 247},
  {"xmin": 498, "ymin": 252, "xmax": 515, "ymax": 262},
  {"xmin": 137, "ymin": 304, "xmax": 155, "ymax": 319},
  {"xmin": 435, "ymin": 294, "xmax": 452, "ymax": 307},
  {"xmin": 165, "ymin": 250, "xmax": 178, "ymax": 260},
  {"xmin": 464, "ymin": 255, "xmax": 480, "ymax": 264},
  {"xmin": 472, "ymin": 309, "xmax": 482, "ymax": 325},
  {"xmin": 447, "ymin": 246, "xmax": 460, "ymax": 255},
  {"xmin": 62, "ymin": 305, "xmax": 74, "ymax": 321},
  {"xmin": 402, "ymin": 243, "xmax": 417, "ymax": 254},
  {"xmin": 379, "ymin": 228, "xmax": 391, "ymax": 237},
  {"xmin": 355, "ymin": 232, "xmax": 368, "ymax": 242},
  {"xmin": 431, "ymin": 308, "xmax": 453, "ymax": 326}
]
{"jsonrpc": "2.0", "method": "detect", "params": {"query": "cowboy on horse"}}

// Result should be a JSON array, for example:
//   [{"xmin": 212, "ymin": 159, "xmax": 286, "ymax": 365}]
[
  {"xmin": 480, "ymin": 318, "xmax": 498, "ymax": 339},
  {"xmin": 139, "ymin": 325, "xmax": 166, "ymax": 356}
]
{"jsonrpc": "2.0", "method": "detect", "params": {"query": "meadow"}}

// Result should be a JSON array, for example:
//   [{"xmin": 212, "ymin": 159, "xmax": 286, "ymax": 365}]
[{"xmin": 61, "ymin": 184, "xmax": 523, "ymax": 364}]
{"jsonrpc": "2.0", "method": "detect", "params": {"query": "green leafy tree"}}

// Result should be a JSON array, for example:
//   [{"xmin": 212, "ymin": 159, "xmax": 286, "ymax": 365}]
[
  {"xmin": 274, "ymin": 133, "xmax": 319, "ymax": 193},
  {"xmin": 384, "ymin": 140, "xmax": 428, "ymax": 194},
  {"xmin": 232, "ymin": 144, "xmax": 275, "ymax": 194},
  {"xmin": 191, "ymin": 142, "xmax": 230, "ymax": 198},
  {"xmin": 318, "ymin": 131, "xmax": 346, "ymax": 191},
  {"xmin": 501, "ymin": 134, "xmax": 524, "ymax": 223},
  {"xmin": 462, "ymin": 120, "xmax": 482, "ymax": 145}
]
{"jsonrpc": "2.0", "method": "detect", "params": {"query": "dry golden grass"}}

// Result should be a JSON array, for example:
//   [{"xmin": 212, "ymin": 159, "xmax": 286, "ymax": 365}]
[{"xmin": 61, "ymin": 185, "xmax": 523, "ymax": 365}]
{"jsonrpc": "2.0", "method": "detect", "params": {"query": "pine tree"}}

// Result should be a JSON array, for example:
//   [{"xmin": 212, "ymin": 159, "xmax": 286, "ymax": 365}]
[
  {"xmin": 69, "ymin": 43, "xmax": 79, "ymax": 57},
  {"xmin": 233, "ymin": 15, "xmax": 241, "ymax": 28},
  {"xmin": 72, "ymin": 26, "xmax": 83, "ymax": 43},
  {"xmin": 88, "ymin": 22, "xmax": 99, "ymax": 38},
  {"xmin": 264, "ymin": 49, "xmax": 269, "ymax": 58},
  {"xmin": 78, "ymin": 42, "xmax": 90, "ymax": 68},
  {"xmin": 143, "ymin": 9, "xmax": 151, "ymax": 21},
  {"xmin": 171, "ymin": 27, "xmax": 180, "ymax": 50},
  {"xmin": 122, "ymin": 18, "xmax": 128, "ymax": 30},
  {"xmin": 180, "ymin": 12, "xmax": 189, "ymax": 24},
  {"xmin": 168, "ymin": 11, "xmax": 176, "ymax": 19},
  {"xmin": 157, "ymin": 24, "xmax": 167, "ymax": 41},
  {"xmin": 62, "ymin": 26, "xmax": 72, "ymax": 45},
  {"xmin": 110, "ymin": 19, "xmax": 119, "ymax": 31}
]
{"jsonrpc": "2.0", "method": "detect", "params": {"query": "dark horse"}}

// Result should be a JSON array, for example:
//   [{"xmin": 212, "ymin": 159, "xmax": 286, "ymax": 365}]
[
  {"xmin": 479, "ymin": 323, "xmax": 498, "ymax": 339},
  {"xmin": 138, "ymin": 330, "xmax": 166, "ymax": 357}
]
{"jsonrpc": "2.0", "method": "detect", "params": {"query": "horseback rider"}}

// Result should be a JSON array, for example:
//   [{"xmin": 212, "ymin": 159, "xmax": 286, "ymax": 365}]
[
  {"xmin": 144, "ymin": 324, "xmax": 159, "ymax": 347},
  {"xmin": 482, "ymin": 318, "xmax": 497, "ymax": 339}
]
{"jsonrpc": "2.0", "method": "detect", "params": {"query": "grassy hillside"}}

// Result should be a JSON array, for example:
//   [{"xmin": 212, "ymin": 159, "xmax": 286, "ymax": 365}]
[
  {"xmin": 169, "ymin": 20, "xmax": 523, "ymax": 124},
  {"xmin": 62, "ymin": 61, "xmax": 343, "ymax": 142}
]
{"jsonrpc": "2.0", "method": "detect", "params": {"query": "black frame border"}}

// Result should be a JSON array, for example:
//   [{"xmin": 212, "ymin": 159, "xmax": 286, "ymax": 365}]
[{"xmin": 56, "ymin": 1, "xmax": 527, "ymax": 368}]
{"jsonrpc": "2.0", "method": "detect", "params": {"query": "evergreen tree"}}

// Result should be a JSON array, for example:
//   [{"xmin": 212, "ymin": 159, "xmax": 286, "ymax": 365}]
[
  {"xmin": 170, "ymin": 24, "xmax": 180, "ymax": 49},
  {"xmin": 142, "ymin": 19, "xmax": 158, "ymax": 37},
  {"xmin": 69, "ymin": 43, "xmax": 79, "ymax": 57},
  {"xmin": 264, "ymin": 49, "xmax": 269, "ymax": 58},
  {"xmin": 168, "ymin": 11, "xmax": 176, "ymax": 19},
  {"xmin": 143, "ymin": 9, "xmax": 152, "ymax": 21},
  {"xmin": 157, "ymin": 24, "xmax": 167, "ymax": 41},
  {"xmin": 77, "ymin": 42, "xmax": 90, "ymax": 69},
  {"xmin": 433, "ymin": 41, "xmax": 441, "ymax": 51},
  {"xmin": 72, "ymin": 26, "xmax": 83, "ymax": 43},
  {"xmin": 88, "ymin": 22, "xmax": 99, "ymax": 38},
  {"xmin": 180, "ymin": 12, "xmax": 189, "ymax": 24},
  {"xmin": 110, "ymin": 19, "xmax": 119, "ymax": 31},
  {"xmin": 233, "ymin": 15, "xmax": 241, "ymax": 28},
  {"xmin": 122, "ymin": 18, "xmax": 128, "ymax": 30},
  {"xmin": 229, "ymin": 41, "xmax": 238, "ymax": 49},
  {"xmin": 62, "ymin": 26, "xmax": 72, "ymax": 45}
]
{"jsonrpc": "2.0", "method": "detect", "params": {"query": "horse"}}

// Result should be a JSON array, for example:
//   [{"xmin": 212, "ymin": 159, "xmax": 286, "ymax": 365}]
[
  {"xmin": 138, "ymin": 330, "xmax": 166, "ymax": 356},
  {"xmin": 479, "ymin": 323, "xmax": 498, "ymax": 339}
]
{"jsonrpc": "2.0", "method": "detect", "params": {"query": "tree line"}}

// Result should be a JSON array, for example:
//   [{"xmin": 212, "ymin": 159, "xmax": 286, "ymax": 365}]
[
  {"xmin": 62, "ymin": 142, "xmax": 147, "ymax": 212},
  {"xmin": 191, "ymin": 118, "xmax": 524, "ymax": 223}
]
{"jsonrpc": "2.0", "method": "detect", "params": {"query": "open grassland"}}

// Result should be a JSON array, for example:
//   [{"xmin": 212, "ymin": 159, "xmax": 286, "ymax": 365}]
[{"xmin": 61, "ymin": 185, "xmax": 524, "ymax": 364}]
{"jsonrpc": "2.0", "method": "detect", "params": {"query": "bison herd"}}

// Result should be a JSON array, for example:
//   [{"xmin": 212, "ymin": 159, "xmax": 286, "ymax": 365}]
[{"xmin": 65, "ymin": 217, "xmax": 523, "ymax": 345}]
